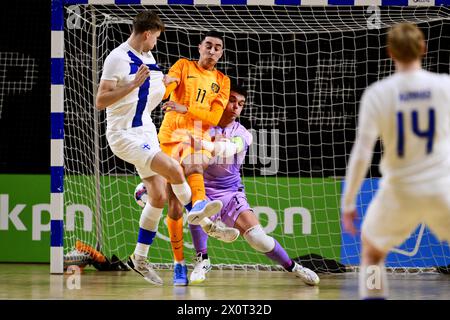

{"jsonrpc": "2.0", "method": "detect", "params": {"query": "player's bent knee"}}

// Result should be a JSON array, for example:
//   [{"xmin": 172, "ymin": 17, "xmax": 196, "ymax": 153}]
[
  {"xmin": 243, "ymin": 224, "xmax": 275, "ymax": 253},
  {"xmin": 148, "ymin": 192, "xmax": 167, "ymax": 208},
  {"xmin": 143, "ymin": 179, "xmax": 168, "ymax": 207},
  {"xmin": 183, "ymin": 163, "xmax": 203, "ymax": 176},
  {"xmin": 168, "ymin": 210, "xmax": 183, "ymax": 220},
  {"xmin": 168, "ymin": 203, "xmax": 184, "ymax": 219},
  {"xmin": 168, "ymin": 160, "xmax": 185, "ymax": 184}
]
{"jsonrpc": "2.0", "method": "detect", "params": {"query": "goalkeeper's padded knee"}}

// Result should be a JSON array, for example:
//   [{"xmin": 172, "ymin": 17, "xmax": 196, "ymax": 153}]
[{"xmin": 243, "ymin": 224, "xmax": 275, "ymax": 253}]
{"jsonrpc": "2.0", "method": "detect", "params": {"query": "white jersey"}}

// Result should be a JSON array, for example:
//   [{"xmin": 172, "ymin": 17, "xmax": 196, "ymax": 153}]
[
  {"xmin": 360, "ymin": 69, "xmax": 450, "ymax": 192},
  {"xmin": 100, "ymin": 41, "xmax": 165, "ymax": 131}
]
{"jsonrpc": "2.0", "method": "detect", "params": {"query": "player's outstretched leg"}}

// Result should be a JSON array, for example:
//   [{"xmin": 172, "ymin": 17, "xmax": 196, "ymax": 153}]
[
  {"xmin": 184, "ymin": 156, "xmax": 223, "ymax": 225},
  {"xmin": 239, "ymin": 213, "xmax": 320, "ymax": 286},
  {"xmin": 188, "ymin": 196, "xmax": 239, "ymax": 243}
]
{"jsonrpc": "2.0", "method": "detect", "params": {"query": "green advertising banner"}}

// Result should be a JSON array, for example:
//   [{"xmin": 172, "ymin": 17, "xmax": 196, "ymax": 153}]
[
  {"xmin": 0, "ymin": 175, "xmax": 52, "ymax": 262},
  {"xmin": 0, "ymin": 175, "xmax": 341, "ymax": 265}
]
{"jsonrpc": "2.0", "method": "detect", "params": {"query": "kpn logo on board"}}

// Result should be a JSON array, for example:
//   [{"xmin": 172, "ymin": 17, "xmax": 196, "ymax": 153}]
[
  {"xmin": 0, "ymin": 194, "xmax": 92, "ymax": 240},
  {"xmin": 0, "ymin": 194, "xmax": 312, "ymax": 241}
]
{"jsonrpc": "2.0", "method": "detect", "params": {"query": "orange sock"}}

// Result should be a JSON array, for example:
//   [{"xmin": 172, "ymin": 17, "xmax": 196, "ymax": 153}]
[
  {"xmin": 187, "ymin": 173, "xmax": 206, "ymax": 204},
  {"xmin": 166, "ymin": 216, "xmax": 184, "ymax": 263}
]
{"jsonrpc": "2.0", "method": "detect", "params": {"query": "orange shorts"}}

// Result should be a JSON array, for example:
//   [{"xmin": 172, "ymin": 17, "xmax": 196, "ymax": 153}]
[
  {"xmin": 160, "ymin": 140, "xmax": 211, "ymax": 164},
  {"xmin": 158, "ymin": 112, "xmax": 213, "ymax": 163}
]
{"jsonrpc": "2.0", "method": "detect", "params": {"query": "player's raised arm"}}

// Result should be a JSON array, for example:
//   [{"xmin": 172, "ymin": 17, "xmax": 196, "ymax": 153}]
[
  {"xmin": 162, "ymin": 58, "xmax": 185, "ymax": 100},
  {"xmin": 163, "ymin": 75, "xmax": 180, "ymax": 87}
]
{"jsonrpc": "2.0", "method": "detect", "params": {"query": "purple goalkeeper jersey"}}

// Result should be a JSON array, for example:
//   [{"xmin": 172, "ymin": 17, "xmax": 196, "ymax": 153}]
[{"xmin": 204, "ymin": 121, "xmax": 253, "ymax": 199}]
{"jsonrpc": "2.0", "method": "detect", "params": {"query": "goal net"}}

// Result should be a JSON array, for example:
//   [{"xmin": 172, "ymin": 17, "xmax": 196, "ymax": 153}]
[{"xmin": 63, "ymin": 5, "xmax": 450, "ymax": 272}]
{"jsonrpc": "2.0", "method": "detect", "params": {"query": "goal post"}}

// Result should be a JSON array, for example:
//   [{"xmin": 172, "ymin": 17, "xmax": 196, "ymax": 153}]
[
  {"xmin": 50, "ymin": 0, "xmax": 64, "ymax": 274},
  {"xmin": 51, "ymin": 0, "xmax": 450, "ymax": 274}
]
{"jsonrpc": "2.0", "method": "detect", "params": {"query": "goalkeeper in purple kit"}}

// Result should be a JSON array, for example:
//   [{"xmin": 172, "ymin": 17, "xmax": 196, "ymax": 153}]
[{"xmin": 188, "ymin": 83, "xmax": 320, "ymax": 286}]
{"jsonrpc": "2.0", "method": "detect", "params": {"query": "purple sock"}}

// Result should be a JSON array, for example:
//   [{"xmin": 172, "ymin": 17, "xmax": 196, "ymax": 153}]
[
  {"xmin": 189, "ymin": 223, "xmax": 208, "ymax": 255},
  {"xmin": 265, "ymin": 239, "xmax": 293, "ymax": 270}
]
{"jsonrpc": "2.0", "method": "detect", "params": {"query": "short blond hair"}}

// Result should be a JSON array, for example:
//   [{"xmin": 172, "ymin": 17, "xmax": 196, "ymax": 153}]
[{"xmin": 387, "ymin": 23, "xmax": 425, "ymax": 63}]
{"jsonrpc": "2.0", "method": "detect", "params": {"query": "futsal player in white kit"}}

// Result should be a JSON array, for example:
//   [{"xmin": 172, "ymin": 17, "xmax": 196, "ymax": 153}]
[
  {"xmin": 95, "ymin": 11, "xmax": 195, "ymax": 285},
  {"xmin": 342, "ymin": 22, "xmax": 450, "ymax": 299}
]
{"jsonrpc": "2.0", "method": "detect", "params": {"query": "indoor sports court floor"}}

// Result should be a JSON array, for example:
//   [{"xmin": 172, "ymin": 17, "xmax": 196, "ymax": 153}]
[{"xmin": 0, "ymin": 264, "xmax": 449, "ymax": 300}]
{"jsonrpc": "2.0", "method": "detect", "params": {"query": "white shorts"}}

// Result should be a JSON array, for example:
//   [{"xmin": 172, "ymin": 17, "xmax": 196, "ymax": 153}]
[
  {"xmin": 362, "ymin": 186, "xmax": 450, "ymax": 252},
  {"xmin": 106, "ymin": 123, "xmax": 161, "ymax": 179}
]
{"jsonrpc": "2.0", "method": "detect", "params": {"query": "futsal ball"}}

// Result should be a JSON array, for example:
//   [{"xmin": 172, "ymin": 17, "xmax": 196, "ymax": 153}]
[{"xmin": 134, "ymin": 182, "xmax": 148, "ymax": 208}]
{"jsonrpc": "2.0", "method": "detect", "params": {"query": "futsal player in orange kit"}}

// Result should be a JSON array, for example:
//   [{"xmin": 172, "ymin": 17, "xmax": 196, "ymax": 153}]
[{"xmin": 158, "ymin": 31, "xmax": 239, "ymax": 285}]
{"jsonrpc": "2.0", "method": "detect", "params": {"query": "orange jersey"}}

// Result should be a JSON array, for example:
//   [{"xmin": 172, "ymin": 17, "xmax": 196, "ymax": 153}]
[{"xmin": 158, "ymin": 58, "xmax": 230, "ymax": 158}]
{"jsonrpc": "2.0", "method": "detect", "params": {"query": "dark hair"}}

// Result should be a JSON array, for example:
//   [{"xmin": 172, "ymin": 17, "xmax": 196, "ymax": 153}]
[
  {"xmin": 230, "ymin": 81, "xmax": 247, "ymax": 99},
  {"xmin": 133, "ymin": 11, "xmax": 165, "ymax": 34},
  {"xmin": 201, "ymin": 30, "xmax": 224, "ymax": 44}
]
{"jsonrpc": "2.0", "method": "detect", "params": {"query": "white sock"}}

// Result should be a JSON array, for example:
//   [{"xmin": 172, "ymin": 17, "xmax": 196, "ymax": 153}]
[
  {"xmin": 134, "ymin": 204, "xmax": 163, "ymax": 258},
  {"xmin": 139, "ymin": 203, "xmax": 163, "ymax": 232},
  {"xmin": 359, "ymin": 263, "xmax": 388, "ymax": 299},
  {"xmin": 171, "ymin": 182, "xmax": 192, "ymax": 206},
  {"xmin": 175, "ymin": 259, "xmax": 186, "ymax": 265},
  {"xmin": 134, "ymin": 243, "xmax": 149, "ymax": 258}
]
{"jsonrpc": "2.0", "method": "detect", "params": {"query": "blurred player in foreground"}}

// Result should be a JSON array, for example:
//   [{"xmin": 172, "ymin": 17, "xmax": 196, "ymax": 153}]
[{"xmin": 342, "ymin": 23, "xmax": 450, "ymax": 299}]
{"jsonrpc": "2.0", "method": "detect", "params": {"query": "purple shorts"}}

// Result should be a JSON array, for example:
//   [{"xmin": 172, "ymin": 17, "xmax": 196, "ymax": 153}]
[{"xmin": 207, "ymin": 191, "xmax": 252, "ymax": 228}]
